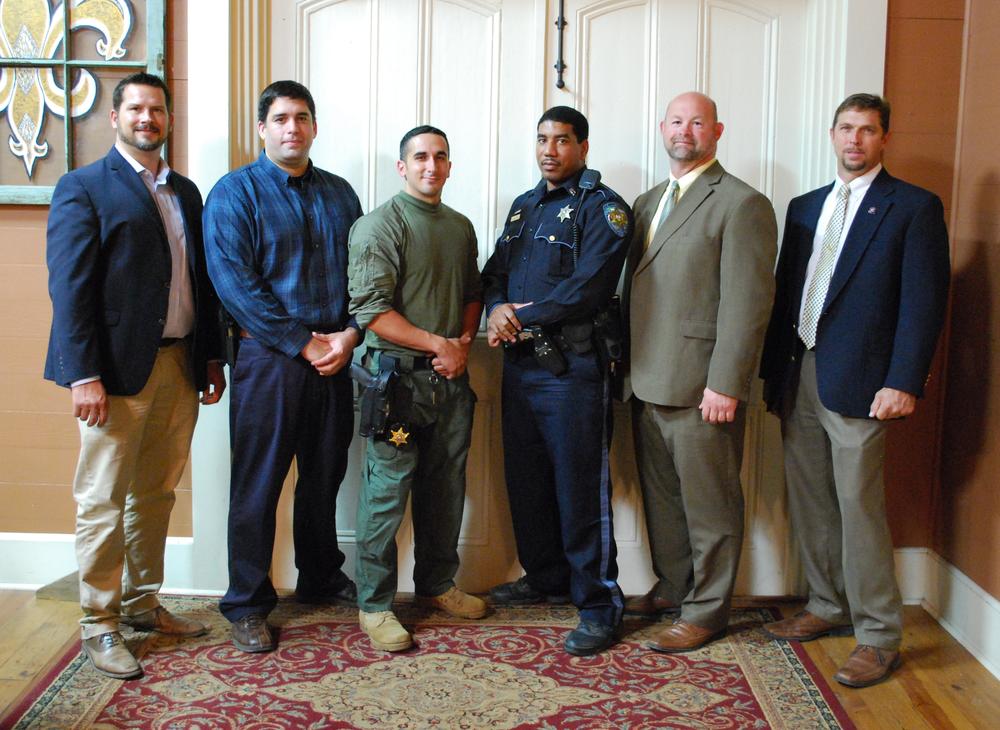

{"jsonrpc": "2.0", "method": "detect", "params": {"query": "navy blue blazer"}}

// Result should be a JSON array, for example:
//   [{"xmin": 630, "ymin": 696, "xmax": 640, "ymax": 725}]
[
  {"xmin": 760, "ymin": 168, "xmax": 950, "ymax": 418},
  {"xmin": 44, "ymin": 146, "xmax": 222, "ymax": 395}
]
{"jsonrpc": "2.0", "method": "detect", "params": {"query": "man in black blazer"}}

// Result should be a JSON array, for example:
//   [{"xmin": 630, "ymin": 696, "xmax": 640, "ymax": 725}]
[
  {"xmin": 45, "ymin": 73, "xmax": 225, "ymax": 680},
  {"xmin": 760, "ymin": 94, "xmax": 950, "ymax": 688}
]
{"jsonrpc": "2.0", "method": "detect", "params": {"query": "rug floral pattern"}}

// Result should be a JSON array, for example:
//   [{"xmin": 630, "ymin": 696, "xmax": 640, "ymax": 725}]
[{"xmin": 8, "ymin": 598, "xmax": 851, "ymax": 729}]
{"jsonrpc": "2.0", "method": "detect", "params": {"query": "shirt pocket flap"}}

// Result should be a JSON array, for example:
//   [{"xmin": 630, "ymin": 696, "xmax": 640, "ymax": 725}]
[
  {"xmin": 500, "ymin": 219, "xmax": 526, "ymax": 243},
  {"xmin": 534, "ymin": 222, "xmax": 573, "ymax": 249}
]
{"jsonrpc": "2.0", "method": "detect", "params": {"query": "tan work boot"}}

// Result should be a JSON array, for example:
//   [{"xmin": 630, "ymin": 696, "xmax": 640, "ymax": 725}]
[
  {"xmin": 415, "ymin": 586, "xmax": 488, "ymax": 619},
  {"xmin": 82, "ymin": 631, "xmax": 142, "ymax": 679},
  {"xmin": 359, "ymin": 610, "xmax": 412, "ymax": 652}
]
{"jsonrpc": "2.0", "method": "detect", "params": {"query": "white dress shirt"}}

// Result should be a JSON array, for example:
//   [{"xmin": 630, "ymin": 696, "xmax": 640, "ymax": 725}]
[
  {"xmin": 116, "ymin": 142, "xmax": 195, "ymax": 338},
  {"xmin": 797, "ymin": 163, "xmax": 882, "ymax": 327}
]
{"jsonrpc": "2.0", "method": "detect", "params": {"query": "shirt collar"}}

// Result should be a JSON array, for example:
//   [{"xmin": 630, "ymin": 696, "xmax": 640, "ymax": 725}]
[
  {"xmin": 669, "ymin": 157, "xmax": 716, "ymax": 196},
  {"xmin": 115, "ymin": 141, "xmax": 170, "ymax": 185},
  {"xmin": 533, "ymin": 166, "xmax": 587, "ymax": 201},
  {"xmin": 836, "ymin": 163, "xmax": 882, "ymax": 194},
  {"xmin": 256, "ymin": 151, "xmax": 315, "ymax": 187}
]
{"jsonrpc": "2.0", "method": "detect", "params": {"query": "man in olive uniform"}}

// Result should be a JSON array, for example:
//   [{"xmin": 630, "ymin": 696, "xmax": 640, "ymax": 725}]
[
  {"xmin": 348, "ymin": 126, "xmax": 485, "ymax": 652},
  {"xmin": 482, "ymin": 106, "xmax": 631, "ymax": 656}
]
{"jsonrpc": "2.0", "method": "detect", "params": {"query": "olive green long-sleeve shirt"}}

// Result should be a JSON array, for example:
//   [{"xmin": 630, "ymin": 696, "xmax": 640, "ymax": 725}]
[{"xmin": 348, "ymin": 191, "xmax": 481, "ymax": 357}]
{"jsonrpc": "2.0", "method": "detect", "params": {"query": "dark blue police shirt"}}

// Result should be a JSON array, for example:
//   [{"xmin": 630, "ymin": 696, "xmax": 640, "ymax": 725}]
[{"xmin": 482, "ymin": 168, "xmax": 633, "ymax": 328}]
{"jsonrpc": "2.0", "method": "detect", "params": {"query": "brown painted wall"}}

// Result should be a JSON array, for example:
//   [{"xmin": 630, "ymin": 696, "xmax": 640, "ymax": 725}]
[
  {"xmin": 935, "ymin": 0, "xmax": 1000, "ymax": 600},
  {"xmin": 0, "ymin": 0, "xmax": 192, "ymax": 536},
  {"xmin": 881, "ymin": 0, "xmax": 964, "ymax": 548}
]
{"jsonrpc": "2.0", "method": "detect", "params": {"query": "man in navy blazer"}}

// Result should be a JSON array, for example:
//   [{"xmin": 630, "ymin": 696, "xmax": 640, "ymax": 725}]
[
  {"xmin": 45, "ymin": 73, "xmax": 225, "ymax": 680},
  {"xmin": 759, "ymin": 94, "xmax": 950, "ymax": 688}
]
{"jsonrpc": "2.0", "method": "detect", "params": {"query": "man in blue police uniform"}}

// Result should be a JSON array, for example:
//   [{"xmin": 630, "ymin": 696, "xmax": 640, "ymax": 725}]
[{"xmin": 482, "ymin": 106, "xmax": 631, "ymax": 656}]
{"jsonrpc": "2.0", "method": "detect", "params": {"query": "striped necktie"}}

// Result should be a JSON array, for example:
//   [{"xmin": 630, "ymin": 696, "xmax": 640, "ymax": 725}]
[{"xmin": 799, "ymin": 183, "xmax": 851, "ymax": 349}]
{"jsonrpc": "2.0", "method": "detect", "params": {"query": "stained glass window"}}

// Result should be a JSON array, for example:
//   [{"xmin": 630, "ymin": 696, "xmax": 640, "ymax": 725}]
[{"xmin": 0, "ymin": 0, "xmax": 164, "ymax": 203}]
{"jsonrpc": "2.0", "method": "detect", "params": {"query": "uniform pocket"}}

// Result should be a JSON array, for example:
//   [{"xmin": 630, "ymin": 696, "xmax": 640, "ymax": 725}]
[{"xmin": 534, "ymin": 222, "xmax": 574, "ymax": 276}]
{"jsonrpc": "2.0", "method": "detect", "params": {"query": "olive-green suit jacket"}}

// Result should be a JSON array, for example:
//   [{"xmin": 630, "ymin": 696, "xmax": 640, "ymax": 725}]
[{"xmin": 624, "ymin": 161, "xmax": 777, "ymax": 406}]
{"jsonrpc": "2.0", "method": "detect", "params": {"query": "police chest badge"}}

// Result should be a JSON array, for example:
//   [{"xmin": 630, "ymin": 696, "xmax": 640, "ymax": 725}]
[{"xmin": 603, "ymin": 203, "xmax": 629, "ymax": 237}]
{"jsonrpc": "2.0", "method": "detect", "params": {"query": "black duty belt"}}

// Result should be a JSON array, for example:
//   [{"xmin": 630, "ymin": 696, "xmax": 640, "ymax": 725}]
[{"xmin": 378, "ymin": 352, "xmax": 434, "ymax": 373}]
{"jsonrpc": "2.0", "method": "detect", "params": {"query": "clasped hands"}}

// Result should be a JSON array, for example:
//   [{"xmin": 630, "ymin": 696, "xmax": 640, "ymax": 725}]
[
  {"xmin": 301, "ymin": 329, "xmax": 359, "ymax": 376},
  {"xmin": 430, "ymin": 333, "xmax": 474, "ymax": 379}
]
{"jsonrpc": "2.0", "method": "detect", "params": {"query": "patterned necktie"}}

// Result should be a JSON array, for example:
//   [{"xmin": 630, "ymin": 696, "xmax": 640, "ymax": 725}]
[
  {"xmin": 799, "ymin": 183, "xmax": 851, "ymax": 349},
  {"xmin": 646, "ymin": 180, "xmax": 679, "ymax": 250}
]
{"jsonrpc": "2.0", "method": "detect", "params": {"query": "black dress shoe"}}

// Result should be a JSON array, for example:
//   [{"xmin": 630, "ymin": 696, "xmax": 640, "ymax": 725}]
[
  {"xmin": 564, "ymin": 620, "xmax": 621, "ymax": 656},
  {"xmin": 489, "ymin": 576, "xmax": 570, "ymax": 606},
  {"xmin": 231, "ymin": 614, "xmax": 275, "ymax": 653},
  {"xmin": 294, "ymin": 577, "xmax": 358, "ymax": 606}
]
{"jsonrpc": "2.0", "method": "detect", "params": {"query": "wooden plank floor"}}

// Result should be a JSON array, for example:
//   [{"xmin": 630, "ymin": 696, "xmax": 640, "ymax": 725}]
[{"xmin": 0, "ymin": 591, "xmax": 997, "ymax": 728}]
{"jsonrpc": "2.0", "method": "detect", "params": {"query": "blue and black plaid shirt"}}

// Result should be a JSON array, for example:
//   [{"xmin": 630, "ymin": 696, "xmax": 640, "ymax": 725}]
[{"xmin": 203, "ymin": 153, "xmax": 363, "ymax": 358}]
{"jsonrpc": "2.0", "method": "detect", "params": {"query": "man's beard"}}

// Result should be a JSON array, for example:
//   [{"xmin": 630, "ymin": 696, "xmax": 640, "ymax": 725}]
[
  {"xmin": 667, "ymin": 141, "xmax": 702, "ymax": 162},
  {"xmin": 118, "ymin": 127, "xmax": 165, "ymax": 152}
]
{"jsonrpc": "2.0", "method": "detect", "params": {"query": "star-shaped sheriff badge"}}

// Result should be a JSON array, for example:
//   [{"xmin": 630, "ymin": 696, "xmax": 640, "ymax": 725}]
[
  {"xmin": 557, "ymin": 204, "xmax": 574, "ymax": 222},
  {"xmin": 388, "ymin": 425, "xmax": 410, "ymax": 448}
]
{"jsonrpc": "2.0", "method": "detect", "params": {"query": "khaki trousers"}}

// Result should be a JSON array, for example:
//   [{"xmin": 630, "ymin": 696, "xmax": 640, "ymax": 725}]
[
  {"xmin": 781, "ymin": 350, "xmax": 902, "ymax": 650},
  {"xmin": 73, "ymin": 342, "xmax": 198, "ymax": 639},
  {"xmin": 632, "ymin": 398, "xmax": 746, "ymax": 632}
]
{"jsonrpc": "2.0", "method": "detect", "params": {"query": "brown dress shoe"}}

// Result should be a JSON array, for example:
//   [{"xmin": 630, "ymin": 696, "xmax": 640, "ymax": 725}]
[
  {"xmin": 231, "ymin": 614, "xmax": 276, "ymax": 653},
  {"xmin": 121, "ymin": 606, "xmax": 208, "ymax": 637},
  {"xmin": 624, "ymin": 589, "xmax": 678, "ymax": 617},
  {"xmin": 763, "ymin": 610, "xmax": 853, "ymax": 642},
  {"xmin": 833, "ymin": 644, "xmax": 900, "ymax": 688},
  {"xmin": 646, "ymin": 619, "xmax": 725, "ymax": 653},
  {"xmin": 82, "ymin": 632, "xmax": 142, "ymax": 679}
]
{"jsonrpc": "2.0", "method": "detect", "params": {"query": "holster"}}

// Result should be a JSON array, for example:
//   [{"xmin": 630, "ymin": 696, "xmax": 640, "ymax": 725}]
[
  {"xmin": 592, "ymin": 296, "xmax": 625, "ymax": 370},
  {"xmin": 350, "ymin": 362, "xmax": 399, "ymax": 439}
]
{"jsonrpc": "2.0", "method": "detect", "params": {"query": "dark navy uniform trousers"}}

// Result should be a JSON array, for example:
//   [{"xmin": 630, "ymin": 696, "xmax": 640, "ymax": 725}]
[
  {"xmin": 501, "ymin": 346, "xmax": 623, "ymax": 627},
  {"xmin": 220, "ymin": 339, "xmax": 354, "ymax": 621}
]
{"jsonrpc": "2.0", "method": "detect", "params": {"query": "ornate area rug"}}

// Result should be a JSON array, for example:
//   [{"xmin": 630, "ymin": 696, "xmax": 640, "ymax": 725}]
[{"xmin": 3, "ymin": 597, "xmax": 852, "ymax": 729}]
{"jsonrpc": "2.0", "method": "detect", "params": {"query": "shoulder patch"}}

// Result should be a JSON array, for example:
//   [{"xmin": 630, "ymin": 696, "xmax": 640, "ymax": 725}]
[{"xmin": 603, "ymin": 202, "xmax": 629, "ymax": 238}]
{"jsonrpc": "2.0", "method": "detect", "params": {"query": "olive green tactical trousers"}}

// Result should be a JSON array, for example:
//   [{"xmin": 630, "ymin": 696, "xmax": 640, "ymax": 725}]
[{"xmin": 355, "ymin": 362, "xmax": 476, "ymax": 612}]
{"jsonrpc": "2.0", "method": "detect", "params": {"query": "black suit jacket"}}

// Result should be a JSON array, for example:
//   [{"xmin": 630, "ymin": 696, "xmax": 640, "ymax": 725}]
[
  {"xmin": 44, "ymin": 146, "xmax": 221, "ymax": 395},
  {"xmin": 760, "ymin": 168, "xmax": 950, "ymax": 418}
]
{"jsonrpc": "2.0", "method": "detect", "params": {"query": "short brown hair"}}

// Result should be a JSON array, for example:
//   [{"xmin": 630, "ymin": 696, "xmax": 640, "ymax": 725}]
[{"xmin": 833, "ymin": 93, "xmax": 890, "ymax": 133}]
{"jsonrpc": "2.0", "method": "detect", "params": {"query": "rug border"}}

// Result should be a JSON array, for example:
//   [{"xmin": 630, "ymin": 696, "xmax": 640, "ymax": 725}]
[{"xmin": 763, "ymin": 607, "xmax": 858, "ymax": 730}]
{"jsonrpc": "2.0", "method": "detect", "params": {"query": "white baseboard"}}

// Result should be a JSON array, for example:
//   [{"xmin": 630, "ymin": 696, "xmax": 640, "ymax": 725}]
[
  {"xmin": 0, "ymin": 533, "xmax": 206, "ymax": 593},
  {"xmin": 895, "ymin": 546, "xmax": 1000, "ymax": 681}
]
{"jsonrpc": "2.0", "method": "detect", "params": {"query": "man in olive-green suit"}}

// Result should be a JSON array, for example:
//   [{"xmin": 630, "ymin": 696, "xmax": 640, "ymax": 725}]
[{"xmin": 623, "ymin": 92, "xmax": 777, "ymax": 653}]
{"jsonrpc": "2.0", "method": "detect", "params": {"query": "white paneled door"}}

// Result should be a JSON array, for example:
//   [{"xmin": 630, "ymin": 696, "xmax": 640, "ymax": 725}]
[{"xmin": 263, "ymin": 0, "xmax": 841, "ymax": 598}]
